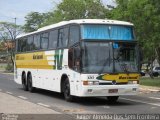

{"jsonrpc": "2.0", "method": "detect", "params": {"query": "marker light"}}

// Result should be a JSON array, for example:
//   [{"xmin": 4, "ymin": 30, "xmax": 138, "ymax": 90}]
[
  {"xmin": 128, "ymin": 81, "xmax": 138, "ymax": 84},
  {"xmin": 83, "ymin": 81, "xmax": 99, "ymax": 85}
]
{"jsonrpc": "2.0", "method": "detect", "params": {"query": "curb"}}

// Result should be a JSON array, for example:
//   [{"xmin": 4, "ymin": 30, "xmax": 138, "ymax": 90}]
[{"xmin": 0, "ymin": 71, "xmax": 14, "ymax": 75}]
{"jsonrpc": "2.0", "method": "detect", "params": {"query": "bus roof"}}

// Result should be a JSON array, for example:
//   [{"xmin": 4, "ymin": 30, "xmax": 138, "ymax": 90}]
[{"xmin": 17, "ymin": 19, "xmax": 134, "ymax": 38}]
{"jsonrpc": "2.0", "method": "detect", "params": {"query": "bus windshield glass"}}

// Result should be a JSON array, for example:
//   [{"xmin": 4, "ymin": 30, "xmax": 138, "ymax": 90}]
[
  {"xmin": 113, "ymin": 42, "xmax": 138, "ymax": 73},
  {"xmin": 81, "ymin": 42, "xmax": 138, "ymax": 73},
  {"xmin": 81, "ymin": 42, "xmax": 113, "ymax": 73},
  {"xmin": 81, "ymin": 24, "xmax": 134, "ymax": 40}
]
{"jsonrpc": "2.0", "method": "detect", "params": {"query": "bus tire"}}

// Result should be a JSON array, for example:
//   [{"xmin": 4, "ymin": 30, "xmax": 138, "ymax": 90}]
[
  {"xmin": 27, "ymin": 73, "xmax": 35, "ymax": 92},
  {"xmin": 107, "ymin": 96, "xmax": 119, "ymax": 103},
  {"xmin": 63, "ymin": 78, "xmax": 73, "ymax": 102},
  {"xmin": 22, "ymin": 72, "xmax": 28, "ymax": 91}
]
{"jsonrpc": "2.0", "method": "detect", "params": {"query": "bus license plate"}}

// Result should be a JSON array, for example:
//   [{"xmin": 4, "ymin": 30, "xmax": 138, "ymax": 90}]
[{"xmin": 108, "ymin": 89, "xmax": 118, "ymax": 93}]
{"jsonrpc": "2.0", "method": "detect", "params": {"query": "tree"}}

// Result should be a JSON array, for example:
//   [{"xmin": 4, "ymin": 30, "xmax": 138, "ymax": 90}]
[
  {"xmin": 110, "ymin": 0, "xmax": 160, "ymax": 66},
  {"xmin": 42, "ymin": 0, "xmax": 110, "ymax": 26},
  {"xmin": 23, "ymin": 12, "xmax": 47, "ymax": 32},
  {"xmin": 0, "ymin": 22, "xmax": 23, "ymax": 65},
  {"xmin": 149, "ymin": 0, "xmax": 160, "ymax": 65},
  {"xmin": 24, "ymin": 0, "xmax": 111, "ymax": 31}
]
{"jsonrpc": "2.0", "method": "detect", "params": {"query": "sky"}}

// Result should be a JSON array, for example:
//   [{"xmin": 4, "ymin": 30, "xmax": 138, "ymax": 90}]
[{"xmin": 0, "ymin": 0, "xmax": 115, "ymax": 25}]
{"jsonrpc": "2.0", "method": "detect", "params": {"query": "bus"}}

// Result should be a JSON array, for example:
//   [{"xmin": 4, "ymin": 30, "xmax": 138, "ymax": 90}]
[{"xmin": 14, "ymin": 19, "xmax": 140, "ymax": 102}]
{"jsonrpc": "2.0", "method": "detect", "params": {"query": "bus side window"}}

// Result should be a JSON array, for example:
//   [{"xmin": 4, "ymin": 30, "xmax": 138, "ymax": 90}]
[
  {"xmin": 49, "ymin": 30, "xmax": 58, "ymax": 49},
  {"xmin": 68, "ymin": 46, "xmax": 81, "ymax": 72},
  {"xmin": 33, "ymin": 34, "xmax": 40, "ymax": 50},
  {"xmin": 69, "ymin": 25, "xmax": 79, "ymax": 46},
  {"xmin": 21, "ymin": 37, "xmax": 27, "ymax": 52},
  {"xmin": 58, "ymin": 27, "xmax": 68, "ymax": 48},
  {"xmin": 27, "ymin": 36, "xmax": 34, "ymax": 51},
  {"xmin": 17, "ymin": 39, "xmax": 21, "ymax": 52},
  {"xmin": 68, "ymin": 48, "xmax": 74, "ymax": 69},
  {"xmin": 73, "ymin": 46, "xmax": 81, "ymax": 71},
  {"xmin": 41, "ymin": 32, "xmax": 49, "ymax": 49}
]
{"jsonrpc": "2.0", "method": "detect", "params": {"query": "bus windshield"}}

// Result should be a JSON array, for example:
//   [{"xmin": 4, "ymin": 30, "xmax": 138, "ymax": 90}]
[
  {"xmin": 113, "ymin": 42, "xmax": 138, "ymax": 73},
  {"xmin": 81, "ymin": 42, "xmax": 138, "ymax": 73},
  {"xmin": 82, "ymin": 42, "xmax": 113, "ymax": 73}
]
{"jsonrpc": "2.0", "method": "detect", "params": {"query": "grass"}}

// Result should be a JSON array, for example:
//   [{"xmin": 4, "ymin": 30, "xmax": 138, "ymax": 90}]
[
  {"xmin": 140, "ymin": 77, "xmax": 160, "ymax": 87},
  {"xmin": 0, "ymin": 63, "xmax": 7, "ymax": 71}
]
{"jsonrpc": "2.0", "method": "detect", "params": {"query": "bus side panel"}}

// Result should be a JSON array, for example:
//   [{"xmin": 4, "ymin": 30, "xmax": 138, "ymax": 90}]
[
  {"xmin": 14, "ymin": 49, "xmax": 82, "ymax": 95},
  {"xmin": 14, "ymin": 68, "xmax": 23, "ymax": 85},
  {"xmin": 68, "ymin": 70, "xmax": 81, "ymax": 96},
  {"xmin": 60, "ymin": 49, "xmax": 82, "ymax": 96}
]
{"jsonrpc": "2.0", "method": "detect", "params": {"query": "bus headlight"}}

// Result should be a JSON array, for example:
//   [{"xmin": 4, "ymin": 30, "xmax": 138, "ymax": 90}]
[
  {"xmin": 128, "ymin": 81, "xmax": 138, "ymax": 84},
  {"xmin": 83, "ymin": 81, "xmax": 99, "ymax": 85}
]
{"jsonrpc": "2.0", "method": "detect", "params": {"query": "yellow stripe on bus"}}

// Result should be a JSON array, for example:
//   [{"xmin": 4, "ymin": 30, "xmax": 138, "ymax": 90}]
[
  {"xmin": 102, "ymin": 73, "xmax": 140, "ymax": 82},
  {"xmin": 97, "ymin": 73, "xmax": 140, "ymax": 82},
  {"xmin": 16, "ymin": 65, "xmax": 55, "ymax": 69},
  {"xmin": 15, "ymin": 51, "xmax": 55, "ymax": 69}
]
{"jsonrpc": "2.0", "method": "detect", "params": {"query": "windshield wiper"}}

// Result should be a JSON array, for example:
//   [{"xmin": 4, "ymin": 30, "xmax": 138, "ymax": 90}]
[{"xmin": 120, "ymin": 63, "xmax": 130, "ymax": 73}]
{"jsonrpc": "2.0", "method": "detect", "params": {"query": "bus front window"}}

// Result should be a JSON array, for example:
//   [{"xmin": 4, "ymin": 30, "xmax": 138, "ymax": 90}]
[
  {"xmin": 82, "ymin": 42, "xmax": 113, "ymax": 73},
  {"xmin": 81, "ymin": 42, "xmax": 139, "ymax": 74},
  {"xmin": 113, "ymin": 42, "xmax": 138, "ymax": 73}
]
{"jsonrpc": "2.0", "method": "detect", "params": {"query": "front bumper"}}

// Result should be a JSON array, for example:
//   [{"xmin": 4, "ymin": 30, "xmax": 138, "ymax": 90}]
[{"xmin": 77, "ymin": 84, "xmax": 139, "ymax": 97}]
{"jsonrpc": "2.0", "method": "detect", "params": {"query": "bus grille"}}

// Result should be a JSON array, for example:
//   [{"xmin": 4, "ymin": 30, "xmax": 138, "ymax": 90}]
[{"xmin": 99, "ymin": 82, "xmax": 128, "ymax": 85}]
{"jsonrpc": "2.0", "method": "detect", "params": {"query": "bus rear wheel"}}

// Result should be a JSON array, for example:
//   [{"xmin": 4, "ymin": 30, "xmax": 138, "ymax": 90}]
[
  {"xmin": 63, "ymin": 78, "xmax": 73, "ymax": 102},
  {"xmin": 22, "ymin": 73, "xmax": 28, "ymax": 91},
  {"xmin": 107, "ymin": 96, "xmax": 119, "ymax": 103},
  {"xmin": 27, "ymin": 74, "xmax": 35, "ymax": 92}
]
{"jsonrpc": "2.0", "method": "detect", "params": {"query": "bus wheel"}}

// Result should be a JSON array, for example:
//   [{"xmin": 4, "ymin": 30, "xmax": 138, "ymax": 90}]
[
  {"xmin": 27, "ymin": 74, "xmax": 35, "ymax": 92},
  {"xmin": 107, "ymin": 96, "xmax": 119, "ymax": 103},
  {"xmin": 22, "ymin": 73, "xmax": 28, "ymax": 91},
  {"xmin": 63, "ymin": 78, "xmax": 73, "ymax": 102}
]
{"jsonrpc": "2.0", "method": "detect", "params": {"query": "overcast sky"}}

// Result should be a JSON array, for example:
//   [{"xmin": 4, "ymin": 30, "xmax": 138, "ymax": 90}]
[{"xmin": 0, "ymin": 0, "xmax": 115, "ymax": 25}]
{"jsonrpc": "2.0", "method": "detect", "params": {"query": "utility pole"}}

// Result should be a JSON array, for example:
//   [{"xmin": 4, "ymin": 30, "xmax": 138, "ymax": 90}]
[
  {"xmin": 14, "ymin": 17, "xmax": 17, "ymax": 39},
  {"xmin": 11, "ymin": 17, "xmax": 17, "ymax": 66}
]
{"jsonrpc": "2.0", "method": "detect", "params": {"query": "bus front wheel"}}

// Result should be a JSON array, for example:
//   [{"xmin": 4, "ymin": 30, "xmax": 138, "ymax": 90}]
[
  {"xmin": 63, "ymin": 78, "xmax": 73, "ymax": 102},
  {"xmin": 27, "ymin": 73, "xmax": 35, "ymax": 92}
]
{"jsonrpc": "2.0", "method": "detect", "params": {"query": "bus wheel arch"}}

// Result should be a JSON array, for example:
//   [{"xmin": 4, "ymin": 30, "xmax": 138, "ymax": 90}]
[
  {"xmin": 22, "ymin": 71, "xmax": 28, "ymax": 91},
  {"xmin": 61, "ymin": 74, "xmax": 73, "ymax": 102}
]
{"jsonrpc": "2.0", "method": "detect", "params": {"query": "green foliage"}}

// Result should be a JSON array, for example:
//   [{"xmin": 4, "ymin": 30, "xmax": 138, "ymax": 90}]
[
  {"xmin": 0, "ymin": 22, "xmax": 23, "ymax": 66},
  {"xmin": 0, "ymin": 63, "xmax": 7, "ymax": 71},
  {"xmin": 111, "ymin": 0, "xmax": 160, "ymax": 64},
  {"xmin": 5, "ymin": 63, "xmax": 13, "ymax": 72},
  {"xmin": 140, "ymin": 77, "xmax": 160, "ymax": 87},
  {"xmin": 25, "ymin": 0, "xmax": 110, "ymax": 28},
  {"xmin": 23, "ymin": 12, "xmax": 48, "ymax": 32},
  {"xmin": 23, "ymin": 0, "xmax": 160, "ymax": 65}
]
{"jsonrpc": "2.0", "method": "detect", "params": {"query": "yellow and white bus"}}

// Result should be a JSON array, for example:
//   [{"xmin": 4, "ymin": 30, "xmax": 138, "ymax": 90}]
[{"xmin": 14, "ymin": 19, "xmax": 140, "ymax": 102}]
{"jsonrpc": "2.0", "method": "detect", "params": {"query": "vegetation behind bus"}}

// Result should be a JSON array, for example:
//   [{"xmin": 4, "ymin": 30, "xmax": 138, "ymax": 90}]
[
  {"xmin": 0, "ymin": 0, "xmax": 159, "ymax": 73},
  {"xmin": 0, "ymin": 22, "xmax": 23, "ymax": 71},
  {"xmin": 23, "ymin": 0, "xmax": 160, "ymax": 72}
]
